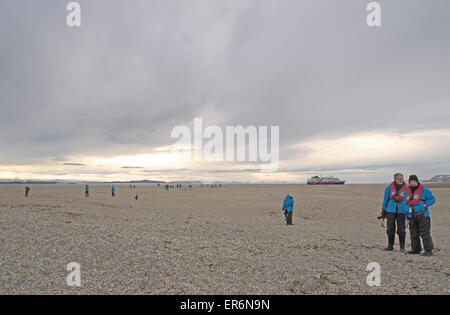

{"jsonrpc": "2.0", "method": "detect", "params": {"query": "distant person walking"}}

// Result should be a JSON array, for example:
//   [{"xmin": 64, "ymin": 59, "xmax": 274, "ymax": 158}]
[
  {"xmin": 111, "ymin": 186, "xmax": 115, "ymax": 197},
  {"xmin": 282, "ymin": 194, "xmax": 294, "ymax": 225},
  {"xmin": 381, "ymin": 173, "xmax": 408, "ymax": 251},
  {"xmin": 25, "ymin": 186, "xmax": 31, "ymax": 197},
  {"xmin": 406, "ymin": 175, "xmax": 436, "ymax": 257},
  {"xmin": 85, "ymin": 184, "xmax": 89, "ymax": 197}
]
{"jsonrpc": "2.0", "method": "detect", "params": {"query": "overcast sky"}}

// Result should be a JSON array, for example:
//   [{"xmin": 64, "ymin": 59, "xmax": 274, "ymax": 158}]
[{"xmin": 0, "ymin": 0, "xmax": 449, "ymax": 183}]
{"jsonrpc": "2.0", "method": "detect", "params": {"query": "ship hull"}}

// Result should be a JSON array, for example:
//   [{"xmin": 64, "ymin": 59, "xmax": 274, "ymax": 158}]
[{"xmin": 307, "ymin": 181, "xmax": 345, "ymax": 185}]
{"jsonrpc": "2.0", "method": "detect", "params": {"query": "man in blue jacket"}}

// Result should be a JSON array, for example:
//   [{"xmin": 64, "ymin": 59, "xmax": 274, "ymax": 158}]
[
  {"xmin": 282, "ymin": 194, "xmax": 294, "ymax": 225},
  {"xmin": 381, "ymin": 173, "xmax": 408, "ymax": 251},
  {"xmin": 406, "ymin": 175, "xmax": 436, "ymax": 257}
]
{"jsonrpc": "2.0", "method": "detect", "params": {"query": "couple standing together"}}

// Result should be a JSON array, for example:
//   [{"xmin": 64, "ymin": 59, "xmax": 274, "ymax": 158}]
[{"xmin": 382, "ymin": 173, "xmax": 436, "ymax": 257}]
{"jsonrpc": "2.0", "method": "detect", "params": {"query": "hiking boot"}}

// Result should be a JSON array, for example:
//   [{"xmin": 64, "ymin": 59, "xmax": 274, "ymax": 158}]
[
  {"xmin": 399, "ymin": 235, "xmax": 406, "ymax": 252},
  {"xmin": 407, "ymin": 250, "xmax": 421, "ymax": 255},
  {"xmin": 421, "ymin": 251, "xmax": 434, "ymax": 257},
  {"xmin": 383, "ymin": 235, "xmax": 394, "ymax": 251}
]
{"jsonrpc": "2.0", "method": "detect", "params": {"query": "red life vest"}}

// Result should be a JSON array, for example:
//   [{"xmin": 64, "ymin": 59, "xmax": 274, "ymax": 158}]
[
  {"xmin": 390, "ymin": 182, "xmax": 406, "ymax": 202},
  {"xmin": 406, "ymin": 184, "xmax": 423, "ymax": 206}
]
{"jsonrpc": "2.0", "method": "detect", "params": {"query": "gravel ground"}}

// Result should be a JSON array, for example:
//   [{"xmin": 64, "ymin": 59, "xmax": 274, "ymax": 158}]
[{"xmin": 0, "ymin": 184, "xmax": 448, "ymax": 294}]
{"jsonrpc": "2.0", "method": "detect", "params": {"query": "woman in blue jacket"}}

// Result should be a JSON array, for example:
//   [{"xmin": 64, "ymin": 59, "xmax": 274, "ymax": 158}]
[
  {"xmin": 282, "ymin": 194, "xmax": 294, "ymax": 225},
  {"xmin": 406, "ymin": 175, "xmax": 436, "ymax": 257}
]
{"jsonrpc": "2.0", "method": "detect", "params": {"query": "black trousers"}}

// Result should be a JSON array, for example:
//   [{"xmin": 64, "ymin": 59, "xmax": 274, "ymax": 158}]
[
  {"xmin": 284, "ymin": 211, "xmax": 293, "ymax": 225},
  {"xmin": 386, "ymin": 212, "xmax": 406, "ymax": 237},
  {"xmin": 409, "ymin": 215, "xmax": 434, "ymax": 252}
]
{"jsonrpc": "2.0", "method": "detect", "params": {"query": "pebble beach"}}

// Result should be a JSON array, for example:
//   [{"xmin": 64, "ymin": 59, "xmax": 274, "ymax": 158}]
[{"xmin": 0, "ymin": 184, "xmax": 448, "ymax": 294}]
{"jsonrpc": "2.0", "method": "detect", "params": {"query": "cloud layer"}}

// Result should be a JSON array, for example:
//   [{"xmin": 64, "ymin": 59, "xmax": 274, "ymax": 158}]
[{"xmin": 0, "ymin": 0, "xmax": 449, "ymax": 182}]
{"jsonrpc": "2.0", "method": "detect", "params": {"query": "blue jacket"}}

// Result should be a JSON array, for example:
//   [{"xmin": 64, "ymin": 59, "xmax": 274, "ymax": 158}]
[
  {"xmin": 112, "ymin": 186, "xmax": 115, "ymax": 192},
  {"xmin": 407, "ymin": 186, "xmax": 436, "ymax": 218},
  {"xmin": 283, "ymin": 194, "xmax": 294, "ymax": 212},
  {"xmin": 382, "ymin": 184, "xmax": 408, "ymax": 214}
]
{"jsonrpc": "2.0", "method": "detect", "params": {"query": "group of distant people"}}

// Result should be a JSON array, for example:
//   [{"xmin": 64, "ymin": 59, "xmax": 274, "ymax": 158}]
[
  {"xmin": 83, "ymin": 183, "xmax": 198, "ymax": 196},
  {"xmin": 84, "ymin": 184, "xmax": 115, "ymax": 197},
  {"xmin": 381, "ymin": 173, "xmax": 436, "ymax": 256},
  {"xmin": 200, "ymin": 184, "xmax": 223, "ymax": 188},
  {"xmin": 164, "ymin": 184, "xmax": 193, "ymax": 189},
  {"xmin": 25, "ymin": 183, "xmax": 215, "ymax": 198}
]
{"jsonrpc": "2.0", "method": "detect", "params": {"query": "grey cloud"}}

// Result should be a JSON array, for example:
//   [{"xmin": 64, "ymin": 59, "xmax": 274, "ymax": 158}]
[{"xmin": 0, "ymin": 0, "xmax": 449, "ymax": 180}]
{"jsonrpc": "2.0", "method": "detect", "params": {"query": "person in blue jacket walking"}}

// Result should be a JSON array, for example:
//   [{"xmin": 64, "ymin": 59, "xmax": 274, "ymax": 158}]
[
  {"xmin": 85, "ymin": 184, "xmax": 89, "ymax": 197},
  {"xmin": 111, "ymin": 186, "xmax": 116, "ymax": 197},
  {"xmin": 406, "ymin": 175, "xmax": 436, "ymax": 257},
  {"xmin": 282, "ymin": 194, "xmax": 294, "ymax": 225},
  {"xmin": 381, "ymin": 173, "xmax": 408, "ymax": 251}
]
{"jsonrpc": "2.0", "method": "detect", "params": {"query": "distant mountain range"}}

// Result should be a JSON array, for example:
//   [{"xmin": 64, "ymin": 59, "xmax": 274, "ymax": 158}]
[
  {"xmin": 0, "ymin": 180, "xmax": 166, "ymax": 185},
  {"xmin": 0, "ymin": 179, "xmax": 217, "ymax": 185},
  {"xmin": 0, "ymin": 180, "xmax": 60, "ymax": 185},
  {"xmin": 423, "ymin": 175, "xmax": 450, "ymax": 183}
]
